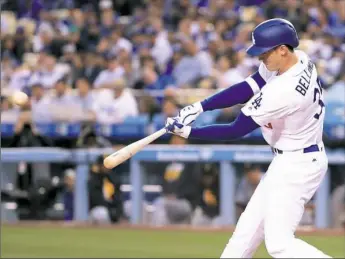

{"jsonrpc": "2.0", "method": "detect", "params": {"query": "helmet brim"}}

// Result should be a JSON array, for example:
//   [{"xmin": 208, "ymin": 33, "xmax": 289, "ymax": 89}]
[{"xmin": 246, "ymin": 44, "xmax": 274, "ymax": 56}]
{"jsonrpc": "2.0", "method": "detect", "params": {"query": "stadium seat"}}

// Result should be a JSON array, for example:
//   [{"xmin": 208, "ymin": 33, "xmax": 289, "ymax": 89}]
[
  {"xmin": 95, "ymin": 114, "xmax": 149, "ymax": 139},
  {"xmin": 324, "ymin": 101, "xmax": 345, "ymax": 124},
  {"xmin": 151, "ymin": 113, "xmax": 169, "ymax": 139},
  {"xmin": 1, "ymin": 123, "xmax": 15, "ymax": 137},
  {"xmin": 323, "ymin": 101, "xmax": 345, "ymax": 140},
  {"xmin": 194, "ymin": 110, "xmax": 222, "ymax": 126},
  {"xmin": 35, "ymin": 123, "xmax": 82, "ymax": 138}
]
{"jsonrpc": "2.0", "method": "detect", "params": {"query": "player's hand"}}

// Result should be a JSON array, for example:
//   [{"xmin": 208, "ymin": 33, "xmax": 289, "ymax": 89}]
[
  {"xmin": 177, "ymin": 102, "xmax": 203, "ymax": 125},
  {"xmin": 165, "ymin": 117, "xmax": 191, "ymax": 139}
]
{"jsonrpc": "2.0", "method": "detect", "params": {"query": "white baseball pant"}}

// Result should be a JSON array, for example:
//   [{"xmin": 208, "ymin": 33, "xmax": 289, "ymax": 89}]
[{"xmin": 220, "ymin": 143, "xmax": 332, "ymax": 258}]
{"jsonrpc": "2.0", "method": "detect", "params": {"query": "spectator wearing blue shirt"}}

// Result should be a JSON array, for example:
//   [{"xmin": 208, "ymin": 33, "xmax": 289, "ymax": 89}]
[
  {"xmin": 173, "ymin": 37, "xmax": 212, "ymax": 87},
  {"xmin": 140, "ymin": 66, "xmax": 175, "ymax": 106}
]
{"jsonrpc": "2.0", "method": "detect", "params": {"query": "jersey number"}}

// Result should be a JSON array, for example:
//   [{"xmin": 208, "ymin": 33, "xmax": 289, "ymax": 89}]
[{"xmin": 313, "ymin": 79, "xmax": 324, "ymax": 120}]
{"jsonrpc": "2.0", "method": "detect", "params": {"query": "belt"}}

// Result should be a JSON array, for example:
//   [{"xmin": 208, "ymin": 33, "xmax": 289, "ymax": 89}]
[{"xmin": 272, "ymin": 144, "xmax": 322, "ymax": 155}]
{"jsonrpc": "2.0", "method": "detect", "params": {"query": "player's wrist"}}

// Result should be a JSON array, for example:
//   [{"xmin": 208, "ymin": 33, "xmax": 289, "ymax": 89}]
[
  {"xmin": 196, "ymin": 101, "xmax": 204, "ymax": 113},
  {"xmin": 183, "ymin": 125, "xmax": 192, "ymax": 138}
]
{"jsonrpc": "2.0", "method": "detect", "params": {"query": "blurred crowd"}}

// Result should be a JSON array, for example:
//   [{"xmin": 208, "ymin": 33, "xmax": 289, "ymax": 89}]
[
  {"xmin": 1, "ymin": 0, "xmax": 345, "ymax": 228},
  {"xmin": 1, "ymin": 0, "xmax": 345, "ymax": 130}
]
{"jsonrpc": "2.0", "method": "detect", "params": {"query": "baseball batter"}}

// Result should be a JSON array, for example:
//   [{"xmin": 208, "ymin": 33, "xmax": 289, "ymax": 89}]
[{"xmin": 165, "ymin": 18, "xmax": 331, "ymax": 258}]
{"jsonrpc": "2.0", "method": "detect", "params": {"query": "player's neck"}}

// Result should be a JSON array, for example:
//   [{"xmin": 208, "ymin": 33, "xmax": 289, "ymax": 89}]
[{"xmin": 277, "ymin": 53, "xmax": 299, "ymax": 76}]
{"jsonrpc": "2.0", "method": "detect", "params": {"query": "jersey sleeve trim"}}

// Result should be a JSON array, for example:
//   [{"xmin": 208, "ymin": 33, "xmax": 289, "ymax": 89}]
[
  {"xmin": 251, "ymin": 71, "xmax": 266, "ymax": 89},
  {"xmin": 245, "ymin": 71, "xmax": 266, "ymax": 94},
  {"xmin": 245, "ymin": 77, "xmax": 260, "ymax": 94}
]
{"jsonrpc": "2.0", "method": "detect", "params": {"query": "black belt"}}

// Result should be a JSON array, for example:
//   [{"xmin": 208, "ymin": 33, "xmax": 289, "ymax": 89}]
[{"xmin": 272, "ymin": 144, "xmax": 321, "ymax": 154}]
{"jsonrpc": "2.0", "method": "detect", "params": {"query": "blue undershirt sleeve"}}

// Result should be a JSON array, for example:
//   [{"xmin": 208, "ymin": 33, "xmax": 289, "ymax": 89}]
[
  {"xmin": 201, "ymin": 81, "xmax": 254, "ymax": 111},
  {"xmin": 189, "ymin": 112, "xmax": 260, "ymax": 141},
  {"xmin": 201, "ymin": 71, "xmax": 267, "ymax": 111}
]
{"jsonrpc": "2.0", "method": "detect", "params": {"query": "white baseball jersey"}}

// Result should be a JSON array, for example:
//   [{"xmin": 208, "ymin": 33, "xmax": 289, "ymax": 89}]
[{"xmin": 242, "ymin": 50, "xmax": 325, "ymax": 150}]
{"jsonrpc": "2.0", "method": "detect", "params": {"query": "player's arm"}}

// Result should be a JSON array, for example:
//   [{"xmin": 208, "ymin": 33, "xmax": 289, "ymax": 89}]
[
  {"xmin": 165, "ymin": 112, "xmax": 260, "ymax": 141},
  {"xmin": 177, "ymin": 71, "xmax": 266, "ymax": 125},
  {"xmin": 167, "ymin": 83, "xmax": 299, "ymax": 140}
]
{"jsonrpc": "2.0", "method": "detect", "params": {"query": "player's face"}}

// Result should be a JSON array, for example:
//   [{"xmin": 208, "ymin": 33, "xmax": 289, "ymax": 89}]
[
  {"xmin": 259, "ymin": 45, "xmax": 289, "ymax": 71},
  {"xmin": 258, "ymin": 47, "xmax": 281, "ymax": 71}
]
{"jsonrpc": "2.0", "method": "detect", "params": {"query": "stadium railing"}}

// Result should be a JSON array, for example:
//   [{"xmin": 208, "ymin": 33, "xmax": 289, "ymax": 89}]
[{"xmin": 2, "ymin": 145, "xmax": 345, "ymax": 228}]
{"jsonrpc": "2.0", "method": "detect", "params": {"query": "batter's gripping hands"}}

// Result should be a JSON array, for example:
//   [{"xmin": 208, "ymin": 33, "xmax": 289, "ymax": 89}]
[
  {"xmin": 165, "ymin": 117, "xmax": 191, "ymax": 138},
  {"xmin": 177, "ymin": 102, "xmax": 203, "ymax": 125}
]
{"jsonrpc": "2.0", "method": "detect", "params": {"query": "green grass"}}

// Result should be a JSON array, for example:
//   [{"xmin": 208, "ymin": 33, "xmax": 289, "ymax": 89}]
[{"xmin": 1, "ymin": 225, "xmax": 344, "ymax": 258}]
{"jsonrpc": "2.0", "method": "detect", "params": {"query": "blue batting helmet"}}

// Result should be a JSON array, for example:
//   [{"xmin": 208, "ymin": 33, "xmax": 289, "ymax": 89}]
[{"xmin": 246, "ymin": 18, "xmax": 299, "ymax": 56}]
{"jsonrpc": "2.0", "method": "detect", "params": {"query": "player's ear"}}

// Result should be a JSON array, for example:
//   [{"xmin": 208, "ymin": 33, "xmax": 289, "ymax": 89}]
[{"xmin": 280, "ymin": 45, "xmax": 289, "ymax": 56}]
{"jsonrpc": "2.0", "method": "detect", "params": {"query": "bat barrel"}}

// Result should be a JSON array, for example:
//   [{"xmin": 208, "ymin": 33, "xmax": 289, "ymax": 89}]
[
  {"xmin": 103, "ymin": 128, "xmax": 167, "ymax": 169},
  {"xmin": 103, "ymin": 149, "xmax": 131, "ymax": 169}
]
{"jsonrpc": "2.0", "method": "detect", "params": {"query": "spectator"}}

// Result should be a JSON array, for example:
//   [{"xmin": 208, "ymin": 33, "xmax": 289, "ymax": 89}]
[
  {"xmin": 108, "ymin": 27, "xmax": 133, "ymax": 60},
  {"xmin": 331, "ymin": 177, "xmax": 345, "ymax": 228},
  {"xmin": 1, "ymin": 95, "xmax": 20, "ymax": 124},
  {"xmin": 191, "ymin": 10, "xmax": 217, "ymax": 51},
  {"xmin": 30, "ymin": 83, "xmax": 52, "ymax": 123},
  {"xmin": 59, "ymin": 44, "xmax": 84, "ymax": 85},
  {"xmin": 76, "ymin": 125, "xmax": 113, "ymax": 148},
  {"xmin": 122, "ymin": 57, "xmax": 139, "ymax": 88},
  {"xmin": 92, "ymin": 77, "xmax": 138, "ymax": 124},
  {"xmin": 79, "ymin": 51, "xmax": 103, "ymax": 85},
  {"xmin": 150, "ymin": 17, "xmax": 173, "ymax": 71},
  {"xmin": 138, "ymin": 66, "xmax": 175, "ymax": 106},
  {"xmin": 74, "ymin": 78, "xmax": 94, "ymax": 109},
  {"xmin": 93, "ymin": 53, "xmax": 125, "ymax": 89},
  {"xmin": 1, "ymin": 51, "xmax": 17, "ymax": 89},
  {"xmin": 191, "ymin": 163, "xmax": 222, "ymax": 227},
  {"xmin": 28, "ymin": 52, "xmax": 70, "ymax": 90},
  {"xmin": 1, "ymin": 36, "xmax": 19, "ymax": 63},
  {"xmin": 173, "ymin": 36, "xmax": 212, "ymax": 87},
  {"xmin": 213, "ymin": 54, "xmax": 245, "ymax": 89},
  {"xmin": 162, "ymin": 96, "xmax": 180, "ymax": 118},
  {"xmin": 32, "ymin": 23, "xmax": 67, "ymax": 57},
  {"xmin": 7, "ymin": 61, "xmax": 35, "ymax": 92},
  {"xmin": 48, "ymin": 78, "xmax": 77, "ymax": 122},
  {"xmin": 235, "ymin": 164, "xmax": 264, "ymax": 219},
  {"xmin": 12, "ymin": 26, "xmax": 32, "ymax": 62},
  {"xmin": 99, "ymin": 1, "xmax": 117, "ymax": 37},
  {"xmin": 150, "ymin": 135, "xmax": 202, "ymax": 226},
  {"xmin": 63, "ymin": 168, "xmax": 75, "ymax": 221},
  {"xmin": 88, "ymin": 154, "xmax": 123, "ymax": 224}
]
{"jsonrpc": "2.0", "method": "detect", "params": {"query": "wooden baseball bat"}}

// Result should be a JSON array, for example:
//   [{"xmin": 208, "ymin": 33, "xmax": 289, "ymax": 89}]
[{"xmin": 103, "ymin": 128, "xmax": 167, "ymax": 169}]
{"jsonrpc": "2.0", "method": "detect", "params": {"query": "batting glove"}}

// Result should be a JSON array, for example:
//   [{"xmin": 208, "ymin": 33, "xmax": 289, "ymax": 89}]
[
  {"xmin": 165, "ymin": 117, "xmax": 191, "ymax": 139},
  {"xmin": 177, "ymin": 102, "xmax": 203, "ymax": 125}
]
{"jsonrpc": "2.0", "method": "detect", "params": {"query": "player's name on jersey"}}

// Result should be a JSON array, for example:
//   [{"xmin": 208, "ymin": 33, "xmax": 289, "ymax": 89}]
[{"xmin": 295, "ymin": 60, "xmax": 314, "ymax": 96}]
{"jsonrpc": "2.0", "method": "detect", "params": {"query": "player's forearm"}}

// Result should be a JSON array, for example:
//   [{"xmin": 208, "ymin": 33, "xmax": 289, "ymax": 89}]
[
  {"xmin": 201, "ymin": 71, "xmax": 266, "ymax": 111},
  {"xmin": 201, "ymin": 81, "xmax": 254, "ymax": 111},
  {"xmin": 189, "ymin": 112, "xmax": 259, "ymax": 141}
]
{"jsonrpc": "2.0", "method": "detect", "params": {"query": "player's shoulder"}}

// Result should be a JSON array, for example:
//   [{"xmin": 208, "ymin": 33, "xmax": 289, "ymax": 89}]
[
  {"xmin": 264, "ymin": 51, "xmax": 315, "ymax": 92},
  {"xmin": 258, "ymin": 62, "xmax": 276, "ymax": 82},
  {"xmin": 263, "ymin": 76, "xmax": 304, "ymax": 106}
]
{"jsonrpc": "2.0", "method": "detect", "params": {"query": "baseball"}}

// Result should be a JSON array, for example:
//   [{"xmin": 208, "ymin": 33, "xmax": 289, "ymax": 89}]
[{"xmin": 12, "ymin": 91, "xmax": 29, "ymax": 106}]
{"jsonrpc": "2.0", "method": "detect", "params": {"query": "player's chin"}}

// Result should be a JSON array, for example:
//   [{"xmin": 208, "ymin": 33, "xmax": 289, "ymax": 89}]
[
  {"xmin": 265, "ymin": 64, "xmax": 277, "ymax": 72},
  {"xmin": 265, "ymin": 63, "xmax": 272, "ymax": 71}
]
